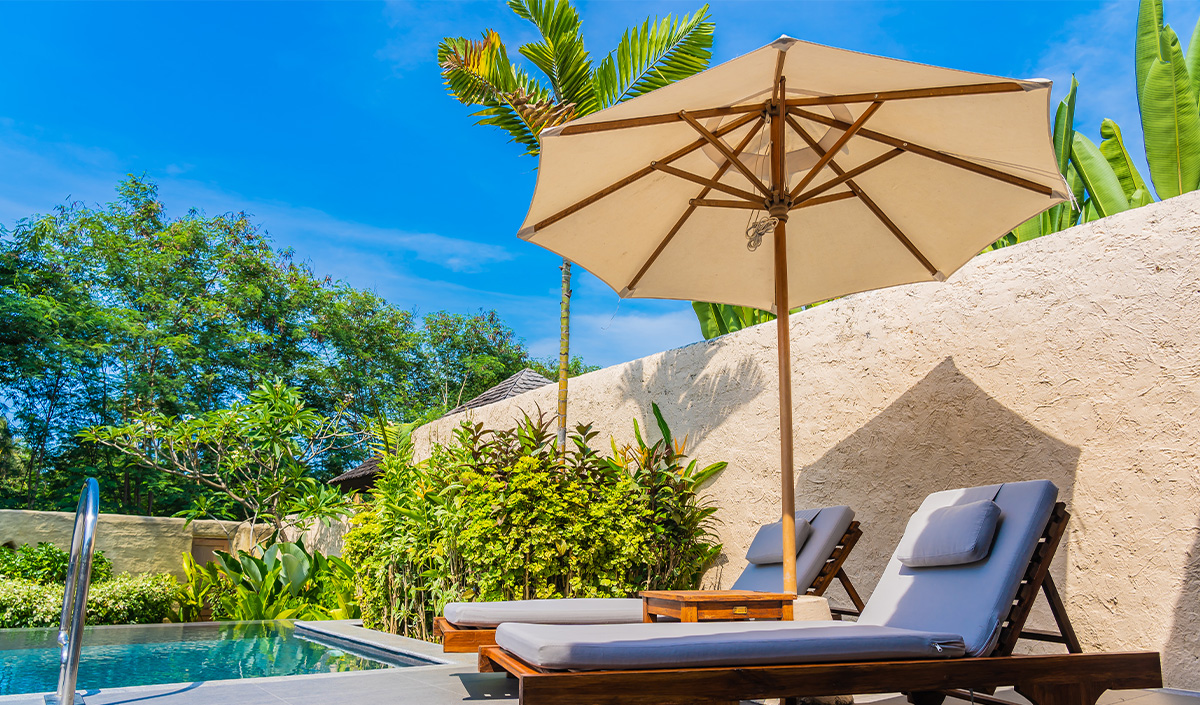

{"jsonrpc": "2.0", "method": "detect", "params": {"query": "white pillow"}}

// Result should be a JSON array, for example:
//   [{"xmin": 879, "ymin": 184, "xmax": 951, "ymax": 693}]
[
  {"xmin": 896, "ymin": 500, "xmax": 1001, "ymax": 568},
  {"xmin": 745, "ymin": 517, "xmax": 813, "ymax": 565}
]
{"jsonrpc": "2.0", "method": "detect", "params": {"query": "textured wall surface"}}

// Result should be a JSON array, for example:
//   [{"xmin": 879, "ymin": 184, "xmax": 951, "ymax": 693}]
[
  {"xmin": 414, "ymin": 193, "xmax": 1200, "ymax": 689},
  {"xmin": 0, "ymin": 511, "xmax": 252, "ymax": 578}
]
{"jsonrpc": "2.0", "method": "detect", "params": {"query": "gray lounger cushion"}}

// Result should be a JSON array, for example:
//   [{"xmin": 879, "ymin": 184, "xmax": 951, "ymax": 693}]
[
  {"xmin": 896, "ymin": 499, "xmax": 1001, "ymax": 568},
  {"xmin": 858, "ymin": 479, "xmax": 1058, "ymax": 657},
  {"xmin": 495, "ymin": 620, "xmax": 965, "ymax": 670},
  {"xmin": 443, "ymin": 598, "xmax": 644, "ymax": 628},
  {"xmin": 732, "ymin": 505, "xmax": 854, "ymax": 592},
  {"xmin": 745, "ymin": 516, "xmax": 813, "ymax": 564}
]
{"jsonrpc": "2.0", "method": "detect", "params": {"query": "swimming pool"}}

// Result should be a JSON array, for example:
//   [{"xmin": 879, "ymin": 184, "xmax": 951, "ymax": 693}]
[{"xmin": 0, "ymin": 620, "xmax": 434, "ymax": 696}]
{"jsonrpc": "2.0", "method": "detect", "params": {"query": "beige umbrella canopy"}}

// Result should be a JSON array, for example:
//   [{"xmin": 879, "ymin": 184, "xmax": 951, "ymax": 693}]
[{"xmin": 518, "ymin": 36, "xmax": 1066, "ymax": 593}]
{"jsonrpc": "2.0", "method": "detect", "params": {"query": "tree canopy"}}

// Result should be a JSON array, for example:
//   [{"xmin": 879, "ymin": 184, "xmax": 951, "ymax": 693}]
[{"xmin": 1, "ymin": 176, "xmax": 591, "ymax": 517}]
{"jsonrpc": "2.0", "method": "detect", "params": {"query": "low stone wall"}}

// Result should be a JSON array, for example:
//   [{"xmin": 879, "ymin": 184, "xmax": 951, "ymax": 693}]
[
  {"xmin": 0, "ymin": 510, "xmax": 255, "ymax": 579},
  {"xmin": 0, "ymin": 509, "xmax": 350, "ymax": 581},
  {"xmin": 414, "ymin": 193, "xmax": 1200, "ymax": 689}
]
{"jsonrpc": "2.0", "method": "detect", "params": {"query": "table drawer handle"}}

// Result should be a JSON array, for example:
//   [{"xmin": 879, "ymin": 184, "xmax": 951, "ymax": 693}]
[{"xmin": 733, "ymin": 606, "xmax": 748, "ymax": 615}]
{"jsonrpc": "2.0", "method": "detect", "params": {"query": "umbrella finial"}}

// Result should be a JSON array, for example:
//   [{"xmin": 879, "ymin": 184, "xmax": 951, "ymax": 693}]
[{"xmin": 769, "ymin": 36, "xmax": 798, "ymax": 52}]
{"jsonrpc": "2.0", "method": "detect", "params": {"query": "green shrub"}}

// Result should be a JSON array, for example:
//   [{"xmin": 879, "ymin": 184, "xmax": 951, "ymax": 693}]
[
  {"xmin": 0, "ymin": 542, "xmax": 114, "ymax": 585},
  {"xmin": 344, "ymin": 405, "xmax": 725, "ymax": 639},
  {"xmin": 0, "ymin": 573, "xmax": 177, "ymax": 628},
  {"xmin": 167, "ymin": 541, "xmax": 359, "ymax": 623}
]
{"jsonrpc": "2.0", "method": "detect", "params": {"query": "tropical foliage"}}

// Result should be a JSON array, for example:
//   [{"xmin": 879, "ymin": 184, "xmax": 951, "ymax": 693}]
[
  {"xmin": 343, "ymin": 406, "xmax": 725, "ymax": 639},
  {"xmin": 170, "ymin": 540, "xmax": 358, "ymax": 623},
  {"xmin": 0, "ymin": 572, "xmax": 177, "ymax": 628},
  {"xmin": 438, "ymin": 0, "xmax": 715, "ymax": 446},
  {"xmin": 82, "ymin": 380, "xmax": 357, "ymax": 532},
  {"xmin": 0, "ymin": 541, "xmax": 113, "ymax": 585}
]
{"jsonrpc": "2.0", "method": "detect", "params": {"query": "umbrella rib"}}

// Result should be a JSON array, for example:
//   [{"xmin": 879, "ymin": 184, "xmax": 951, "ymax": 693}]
[
  {"xmin": 626, "ymin": 117, "xmax": 768, "ymax": 294},
  {"xmin": 556, "ymin": 103, "xmax": 765, "ymax": 136},
  {"xmin": 552, "ymin": 83, "xmax": 1023, "ymax": 138},
  {"xmin": 651, "ymin": 162, "xmax": 765, "ymax": 205},
  {"xmin": 789, "ymin": 107, "xmax": 1054, "ymax": 195},
  {"xmin": 690, "ymin": 199, "xmax": 766, "ymax": 209},
  {"xmin": 791, "ymin": 191, "xmax": 859, "ymax": 210},
  {"xmin": 791, "ymin": 148, "xmax": 904, "ymax": 204},
  {"xmin": 680, "ymin": 111, "xmax": 773, "ymax": 197},
  {"xmin": 786, "ymin": 115, "xmax": 940, "ymax": 277},
  {"xmin": 789, "ymin": 101, "xmax": 883, "ymax": 198},
  {"xmin": 532, "ymin": 110, "xmax": 764, "ymax": 233},
  {"xmin": 784, "ymin": 81, "xmax": 1025, "ymax": 108}
]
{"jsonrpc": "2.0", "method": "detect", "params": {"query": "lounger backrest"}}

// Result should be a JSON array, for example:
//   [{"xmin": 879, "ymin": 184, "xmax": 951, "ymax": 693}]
[
  {"xmin": 857, "ymin": 480, "xmax": 1057, "ymax": 656},
  {"xmin": 731, "ymin": 505, "xmax": 854, "ymax": 593}
]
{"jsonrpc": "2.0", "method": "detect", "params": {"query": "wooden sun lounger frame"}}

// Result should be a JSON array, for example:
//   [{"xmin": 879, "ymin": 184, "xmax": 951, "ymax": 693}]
[
  {"xmin": 435, "ymin": 521, "xmax": 866, "ymax": 653},
  {"xmin": 476, "ymin": 504, "xmax": 1164, "ymax": 705}
]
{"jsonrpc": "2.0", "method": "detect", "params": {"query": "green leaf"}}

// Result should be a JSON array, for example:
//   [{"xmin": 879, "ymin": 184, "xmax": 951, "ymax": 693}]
[
  {"xmin": 690, "ymin": 301, "xmax": 774, "ymax": 341},
  {"xmin": 1186, "ymin": 13, "xmax": 1200, "ymax": 104},
  {"xmin": 1011, "ymin": 215, "xmax": 1043, "ymax": 244},
  {"xmin": 1137, "ymin": 0, "xmax": 1165, "ymax": 106},
  {"xmin": 1099, "ymin": 119, "xmax": 1151, "ymax": 201},
  {"xmin": 1141, "ymin": 24, "xmax": 1200, "ymax": 199},
  {"xmin": 1053, "ymin": 76, "xmax": 1078, "ymax": 177},
  {"xmin": 593, "ymin": 6, "xmax": 714, "ymax": 109},
  {"xmin": 1071, "ymin": 133, "xmax": 1131, "ymax": 218},
  {"xmin": 509, "ymin": 0, "xmax": 597, "ymax": 113}
]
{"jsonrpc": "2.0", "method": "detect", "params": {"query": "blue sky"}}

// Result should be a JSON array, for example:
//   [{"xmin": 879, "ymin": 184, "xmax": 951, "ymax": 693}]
[{"xmin": 1, "ymin": 0, "xmax": 1194, "ymax": 368}]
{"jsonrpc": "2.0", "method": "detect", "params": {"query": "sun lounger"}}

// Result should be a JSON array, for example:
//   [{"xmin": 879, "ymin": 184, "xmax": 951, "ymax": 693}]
[
  {"xmin": 478, "ymin": 480, "xmax": 1163, "ymax": 705},
  {"xmin": 435, "ymin": 505, "xmax": 864, "ymax": 652}
]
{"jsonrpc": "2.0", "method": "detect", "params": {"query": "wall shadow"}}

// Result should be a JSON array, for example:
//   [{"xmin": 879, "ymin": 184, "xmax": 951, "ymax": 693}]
[
  {"xmin": 1164, "ymin": 519, "xmax": 1200, "ymax": 684},
  {"xmin": 796, "ymin": 357, "xmax": 1080, "ymax": 616},
  {"xmin": 616, "ymin": 336, "xmax": 768, "ymax": 451}
]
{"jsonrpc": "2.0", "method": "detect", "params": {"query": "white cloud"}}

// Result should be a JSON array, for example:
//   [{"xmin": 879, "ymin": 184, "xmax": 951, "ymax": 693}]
[{"xmin": 539, "ymin": 305, "xmax": 700, "ymax": 368}]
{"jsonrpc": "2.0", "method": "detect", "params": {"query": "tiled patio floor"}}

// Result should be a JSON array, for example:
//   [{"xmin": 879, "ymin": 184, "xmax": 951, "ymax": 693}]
[{"xmin": 1, "ymin": 621, "xmax": 1192, "ymax": 705}]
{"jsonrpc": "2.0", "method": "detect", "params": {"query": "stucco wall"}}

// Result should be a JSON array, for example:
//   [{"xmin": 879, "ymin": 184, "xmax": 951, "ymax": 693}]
[{"xmin": 414, "ymin": 192, "xmax": 1200, "ymax": 689}]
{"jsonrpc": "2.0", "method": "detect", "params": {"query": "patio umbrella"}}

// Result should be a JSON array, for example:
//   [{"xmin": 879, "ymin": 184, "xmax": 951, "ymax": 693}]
[{"xmin": 517, "ymin": 37, "xmax": 1067, "ymax": 594}]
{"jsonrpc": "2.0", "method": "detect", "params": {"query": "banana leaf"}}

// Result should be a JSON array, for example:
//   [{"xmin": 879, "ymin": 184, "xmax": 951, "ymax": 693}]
[
  {"xmin": 1186, "ymin": 13, "xmax": 1200, "ymax": 105},
  {"xmin": 691, "ymin": 301, "xmax": 774, "ymax": 340},
  {"xmin": 1071, "ymin": 133, "xmax": 1131, "ymax": 218},
  {"xmin": 1099, "ymin": 119, "xmax": 1152, "ymax": 201},
  {"xmin": 1137, "ymin": 0, "xmax": 1165, "ymax": 106},
  {"xmin": 1141, "ymin": 24, "xmax": 1200, "ymax": 199}
]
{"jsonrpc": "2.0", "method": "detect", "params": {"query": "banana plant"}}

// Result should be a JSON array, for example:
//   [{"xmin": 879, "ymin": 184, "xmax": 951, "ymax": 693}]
[
  {"xmin": 691, "ymin": 302, "xmax": 776, "ymax": 340},
  {"xmin": 438, "ymin": 0, "xmax": 714, "ymax": 449},
  {"xmin": 1138, "ymin": 1, "xmax": 1200, "ymax": 199}
]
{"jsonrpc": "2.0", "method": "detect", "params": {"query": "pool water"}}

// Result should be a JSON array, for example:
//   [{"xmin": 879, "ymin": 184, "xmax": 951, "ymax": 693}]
[{"xmin": 0, "ymin": 620, "xmax": 430, "ymax": 696}]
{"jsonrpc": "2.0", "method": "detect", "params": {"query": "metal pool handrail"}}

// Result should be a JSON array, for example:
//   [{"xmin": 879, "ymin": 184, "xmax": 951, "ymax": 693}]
[{"xmin": 49, "ymin": 478, "xmax": 99, "ymax": 705}]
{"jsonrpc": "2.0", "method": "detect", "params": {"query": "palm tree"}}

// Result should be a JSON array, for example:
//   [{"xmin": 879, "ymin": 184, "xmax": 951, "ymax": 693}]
[{"xmin": 438, "ymin": 0, "xmax": 714, "ymax": 452}]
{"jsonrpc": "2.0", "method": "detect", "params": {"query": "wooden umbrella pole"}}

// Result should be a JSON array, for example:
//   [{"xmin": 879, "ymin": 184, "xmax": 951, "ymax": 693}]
[
  {"xmin": 774, "ymin": 220, "xmax": 797, "ymax": 596},
  {"xmin": 769, "ymin": 68, "xmax": 798, "ymax": 596}
]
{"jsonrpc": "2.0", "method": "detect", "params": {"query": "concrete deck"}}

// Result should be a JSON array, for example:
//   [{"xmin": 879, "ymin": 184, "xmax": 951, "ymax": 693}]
[{"xmin": 1, "ymin": 622, "xmax": 1192, "ymax": 705}]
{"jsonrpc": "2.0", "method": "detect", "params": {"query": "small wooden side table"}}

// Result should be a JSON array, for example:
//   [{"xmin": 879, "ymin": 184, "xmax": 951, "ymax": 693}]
[{"xmin": 639, "ymin": 590, "xmax": 796, "ymax": 623}]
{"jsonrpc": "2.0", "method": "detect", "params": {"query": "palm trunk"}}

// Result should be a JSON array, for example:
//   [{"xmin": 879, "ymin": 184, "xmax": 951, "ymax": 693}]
[{"xmin": 557, "ymin": 258, "xmax": 572, "ymax": 456}]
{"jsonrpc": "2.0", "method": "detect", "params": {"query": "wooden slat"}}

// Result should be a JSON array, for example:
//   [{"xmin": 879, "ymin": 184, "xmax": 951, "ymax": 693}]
[
  {"xmin": 1042, "ymin": 574, "xmax": 1083, "ymax": 653},
  {"xmin": 435, "ymin": 616, "xmax": 499, "ymax": 653},
  {"xmin": 680, "ymin": 110, "xmax": 772, "ymax": 197},
  {"xmin": 533, "ymin": 110, "xmax": 762, "ymax": 232},
  {"xmin": 789, "ymin": 101, "xmax": 882, "ymax": 198},
  {"xmin": 501, "ymin": 650, "xmax": 1161, "ymax": 705},
  {"xmin": 992, "ymin": 503, "xmax": 1070, "ymax": 656},
  {"xmin": 785, "ymin": 81, "xmax": 1025, "ymax": 108},
  {"xmin": 626, "ymin": 117, "xmax": 766, "ymax": 292},
  {"xmin": 650, "ymin": 161, "xmax": 764, "ymax": 204},
  {"xmin": 789, "ymin": 107, "xmax": 1054, "ymax": 195},
  {"xmin": 556, "ymin": 102, "xmax": 767, "ymax": 136}
]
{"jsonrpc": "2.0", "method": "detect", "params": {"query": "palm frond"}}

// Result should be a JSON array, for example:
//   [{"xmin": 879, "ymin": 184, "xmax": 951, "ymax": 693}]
[
  {"xmin": 509, "ymin": 0, "xmax": 598, "ymax": 114},
  {"xmin": 594, "ymin": 5, "xmax": 713, "ymax": 109}
]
